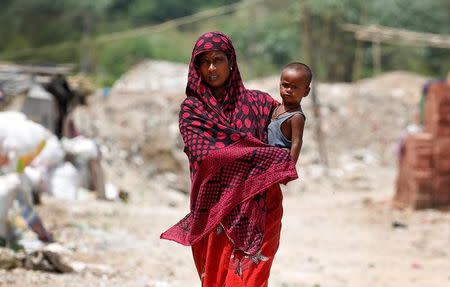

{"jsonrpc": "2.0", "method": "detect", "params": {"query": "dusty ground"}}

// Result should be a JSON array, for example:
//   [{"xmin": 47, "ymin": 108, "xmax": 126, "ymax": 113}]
[
  {"xmin": 1, "ymin": 67, "xmax": 449, "ymax": 286},
  {"xmin": 1, "ymin": 166, "xmax": 449, "ymax": 287}
]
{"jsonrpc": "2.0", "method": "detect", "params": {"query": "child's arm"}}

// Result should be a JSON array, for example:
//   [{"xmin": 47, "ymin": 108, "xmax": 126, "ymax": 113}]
[{"xmin": 290, "ymin": 114, "xmax": 305, "ymax": 164}]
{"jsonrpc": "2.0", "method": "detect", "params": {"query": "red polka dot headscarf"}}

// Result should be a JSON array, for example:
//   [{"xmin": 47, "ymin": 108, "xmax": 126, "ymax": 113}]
[
  {"xmin": 186, "ymin": 31, "xmax": 243, "ymax": 107},
  {"xmin": 181, "ymin": 31, "xmax": 277, "ymax": 172}
]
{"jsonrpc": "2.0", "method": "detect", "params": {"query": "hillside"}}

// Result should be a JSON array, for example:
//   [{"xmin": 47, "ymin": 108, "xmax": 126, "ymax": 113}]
[{"xmin": 2, "ymin": 62, "xmax": 449, "ymax": 287}]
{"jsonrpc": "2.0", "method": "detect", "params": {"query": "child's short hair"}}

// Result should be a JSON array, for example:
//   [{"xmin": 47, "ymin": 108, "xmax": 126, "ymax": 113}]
[{"xmin": 283, "ymin": 62, "xmax": 312, "ymax": 85}]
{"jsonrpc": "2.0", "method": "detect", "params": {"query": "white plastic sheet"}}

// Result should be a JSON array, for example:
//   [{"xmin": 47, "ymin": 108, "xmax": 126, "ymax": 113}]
[
  {"xmin": 0, "ymin": 173, "xmax": 20, "ymax": 238},
  {"xmin": 0, "ymin": 111, "xmax": 51, "ymax": 172},
  {"xmin": 49, "ymin": 162, "xmax": 80, "ymax": 200},
  {"xmin": 61, "ymin": 136, "xmax": 98, "ymax": 161},
  {"xmin": 31, "ymin": 135, "xmax": 64, "ymax": 168}
]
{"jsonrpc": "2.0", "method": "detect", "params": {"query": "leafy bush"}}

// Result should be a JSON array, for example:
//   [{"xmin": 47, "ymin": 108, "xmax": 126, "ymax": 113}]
[
  {"xmin": 0, "ymin": 0, "xmax": 448, "ymax": 85},
  {"xmin": 97, "ymin": 38, "xmax": 154, "ymax": 86}
]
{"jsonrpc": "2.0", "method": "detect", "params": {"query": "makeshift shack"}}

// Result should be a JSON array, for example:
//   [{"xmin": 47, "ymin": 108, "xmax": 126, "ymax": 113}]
[{"xmin": 0, "ymin": 64, "xmax": 88, "ymax": 138}]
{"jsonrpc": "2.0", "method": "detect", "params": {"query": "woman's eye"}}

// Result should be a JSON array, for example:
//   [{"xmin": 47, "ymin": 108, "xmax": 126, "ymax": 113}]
[{"xmin": 199, "ymin": 55, "xmax": 227, "ymax": 67}]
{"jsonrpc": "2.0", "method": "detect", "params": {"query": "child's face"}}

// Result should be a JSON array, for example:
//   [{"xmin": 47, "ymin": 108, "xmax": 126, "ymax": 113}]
[{"xmin": 279, "ymin": 69, "xmax": 310, "ymax": 106}]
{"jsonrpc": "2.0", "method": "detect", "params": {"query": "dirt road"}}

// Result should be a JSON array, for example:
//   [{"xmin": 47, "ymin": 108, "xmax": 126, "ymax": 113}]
[{"xmin": 1, "ymin": 166, "xmax": 449, "ymax": 287}]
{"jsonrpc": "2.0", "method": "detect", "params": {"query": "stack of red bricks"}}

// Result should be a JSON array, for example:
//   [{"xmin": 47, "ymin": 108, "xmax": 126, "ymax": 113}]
[{"xmin": 395, "ymin": 82, "xmax": 450, "ymax": 209}]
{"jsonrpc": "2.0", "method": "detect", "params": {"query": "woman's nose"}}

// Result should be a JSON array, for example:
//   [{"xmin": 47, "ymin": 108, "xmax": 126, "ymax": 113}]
[{"xmin": 208, "ymin": 63, "xmax": 216, "ymax": 71}]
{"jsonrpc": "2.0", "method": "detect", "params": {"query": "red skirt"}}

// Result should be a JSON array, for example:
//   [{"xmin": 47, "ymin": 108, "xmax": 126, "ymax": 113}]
[{"xmin": 191, "ymin": 185, "xmax": 283, "ymax": 287}]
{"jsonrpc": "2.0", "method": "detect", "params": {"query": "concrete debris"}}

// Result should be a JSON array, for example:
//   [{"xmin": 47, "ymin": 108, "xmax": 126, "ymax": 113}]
[
  {"xmin": 0, "ymin": 248, "xmax": 20, "ymax": 270},
  {"xmin": 0, "ymin": 247, "xmax": 74, "ymax": 273},
  {"xmin": 23, "ymin": 250, "xmax": 73, "ymax": 273}
]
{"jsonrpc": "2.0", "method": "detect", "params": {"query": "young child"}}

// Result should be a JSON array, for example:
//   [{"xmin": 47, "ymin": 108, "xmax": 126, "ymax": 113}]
[{"xmin": 268, "ymin": 62, "xmax": 311, "ymax": 163}]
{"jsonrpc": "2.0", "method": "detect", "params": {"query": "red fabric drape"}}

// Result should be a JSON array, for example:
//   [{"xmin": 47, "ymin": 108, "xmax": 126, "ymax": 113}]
[
  {"xmin": 192, "ymin": 184, "xmax": 284, "ymax": 287},
  {"xmin": 160, "ymin": 31, "xmax": 297, "ymax": 255}
]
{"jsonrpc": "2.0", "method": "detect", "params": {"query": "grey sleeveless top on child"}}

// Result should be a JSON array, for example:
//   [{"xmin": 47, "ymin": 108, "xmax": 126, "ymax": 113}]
[{"xmin": 268, "ymin": 109, "xmax": 305, "ymax": 148}]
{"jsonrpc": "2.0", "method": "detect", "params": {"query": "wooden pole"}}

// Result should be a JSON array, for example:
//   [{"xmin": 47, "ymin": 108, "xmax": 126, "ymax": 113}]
[
  {"xmin": 353, "ymin": 39, "xmax": 363, "ymax": 81},
  {"xmin": 342, "ymin": 23, "xmax": 450, "ymax": 49},
  {"xmin": 302, "ymin": 3, "xmax": 329, "ymax": 167},
  {"xmin": 352, "ymin": 4, "xmax": 366, "ymax": 81},
  {"xmin": 372, "ymin": 36, "xmax": 381, "ymax": 75}
]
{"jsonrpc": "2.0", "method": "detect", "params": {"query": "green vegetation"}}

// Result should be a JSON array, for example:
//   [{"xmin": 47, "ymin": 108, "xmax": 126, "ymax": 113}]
[{"xmin": 0, "ymin": 0, "xmax": 448, "ymax": 86}]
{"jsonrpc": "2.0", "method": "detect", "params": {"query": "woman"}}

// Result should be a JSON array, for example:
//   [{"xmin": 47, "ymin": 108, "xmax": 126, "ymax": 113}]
[{"xmin": 161, "ymin": 31, "xmax": 298, "ymax": 286}]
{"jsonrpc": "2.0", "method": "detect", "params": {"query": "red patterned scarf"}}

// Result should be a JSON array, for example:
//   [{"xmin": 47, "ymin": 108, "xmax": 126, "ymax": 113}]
[{"xmin": 161, "ymin": 31, "xmax": 298, "ymax": 255}]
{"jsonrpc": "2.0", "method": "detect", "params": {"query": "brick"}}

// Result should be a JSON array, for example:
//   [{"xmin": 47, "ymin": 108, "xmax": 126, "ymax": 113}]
[
  {"xmin": 434, "ymin": 158, "xmax": 450, "ymax": 174},
  {"xmin": 425, "ymin": 111, "xmax": 450, "ymax": 137},
  {"xmin": 406, "ymin": 177, "xmax": 433, "ymax": 209},
  {"xmin": 410, "ymin": 169, "xmax": 433, "ymax": 184},
  {"xmin": 434, "ymin": 138, "xmax": 450, "ymax": 155},
  {"xmin": 394, "ymin": 166, "xmax": 434, "ymax": 209},
  {"xmin": 394, "ymin": 168, "xmax": 408, "ymax": 205},
  {"xmin": 428, "ymin": 115, "xmax": 450, "ymax": 125},
  {"xmin": 425, "ymin": 83, "xmax": 450, "ymax": 137},
  {"xmin": 427, "ymin": 82, "xmax": 450, "ymax": 102},
  {"xmin": 405, "ymin": 133, "xmax": 433, "ymax": 150},
  {"xmin": 427, "ymin": 102, "xmax": 450, "ymax": 122},
  {"xmin": 404, "ymin": 133, "xmax": 433, "ymax": 169},
  {"xmin": 405, "ymin": 154, "xmax": 432, "ymax": 169},
  {"xmin": 396, "ymin": 164, "xmax": 412, "ymax": 191},
  {"xmin": 426, "ymin": 121, "xmax": 450, "ymax": 137},
  {"xmin": 435, "ymin": 104, "xmax": 450, "ymax": 121},
  {"xmin": 432, "ymin": 175, "xmax": 450, "ymax": 206},
  {"xmin": 412, "ymin": 193, "xmax": 434, "ymax": 210},
  {"xmin": 394, "ymin": 161, "xmax": 414, "ymax": 207},
  {"xmin": 433, "ymin": 138, "xmax": 450, "ymax": 174}
]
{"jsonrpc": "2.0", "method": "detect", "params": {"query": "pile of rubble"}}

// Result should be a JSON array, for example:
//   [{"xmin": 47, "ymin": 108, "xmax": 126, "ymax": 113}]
[
  {"xmin": 0, "ymin": 65, "xmax": 122, "ymax": 275},
  {"xmin": 395, "ymin": 82, "xmax": 450, "ymax": 209},
  {"xmin": 79, "ymin": 61, "xmax": 430, "ymax": 197},
  {"xmin": 76, "ymin": 60, "xmax": 191, "ymax": 193}
]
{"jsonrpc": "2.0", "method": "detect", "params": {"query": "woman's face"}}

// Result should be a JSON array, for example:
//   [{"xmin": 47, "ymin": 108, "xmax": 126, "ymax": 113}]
[{"xmin": 197, "ymin": 51, "xmax": 231, "ymax": 89}]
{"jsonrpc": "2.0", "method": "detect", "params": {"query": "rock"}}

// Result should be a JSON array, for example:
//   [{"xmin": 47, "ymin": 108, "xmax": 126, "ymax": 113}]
[
  {"xmin": 392, "ymin": 221, "xmax": 408, "ymax": 229},
  {"xmin": 0, "ymin": 247, "xmax": 21, "ymax": 270},
  {"xmin": 23, "ymin": 250, "xmax": 73, "ymax": 273}
]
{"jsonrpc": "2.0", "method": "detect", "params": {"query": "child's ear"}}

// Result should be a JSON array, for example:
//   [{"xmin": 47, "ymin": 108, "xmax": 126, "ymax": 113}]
[{"xmin": 304, "ymin": 87, "xmax": 311, "ymax": 97}]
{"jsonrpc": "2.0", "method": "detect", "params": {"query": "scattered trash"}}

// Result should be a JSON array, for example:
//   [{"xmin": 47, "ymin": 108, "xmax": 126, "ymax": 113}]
[
  {"xmin": 392, "ymin": 221, "xmax": 408, "ymax": 229},
  {"xmin": 0, "ymin": 247, "xmax": 73, "ymax": 273},
  {"xmin": 50, "ymin": 162, "xmax": 80, "ymax": 200},
  {"xmin": 23, "ymin": 250, "xmax": 73, "ymax": 273},
  {"xmin": 0, "ymin": 248, "xmax": 20, "ymax": 270},
  {"xmin": 61, "ymin": 136, "xmax": 99, "ymax": 161},
  {"xmin": 118, "ymin": 189, "xmax": 130, "ymax": 203},
  {"xmin": 104, "ymin": 183, "xmax": 118, "ymax": 201}
]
